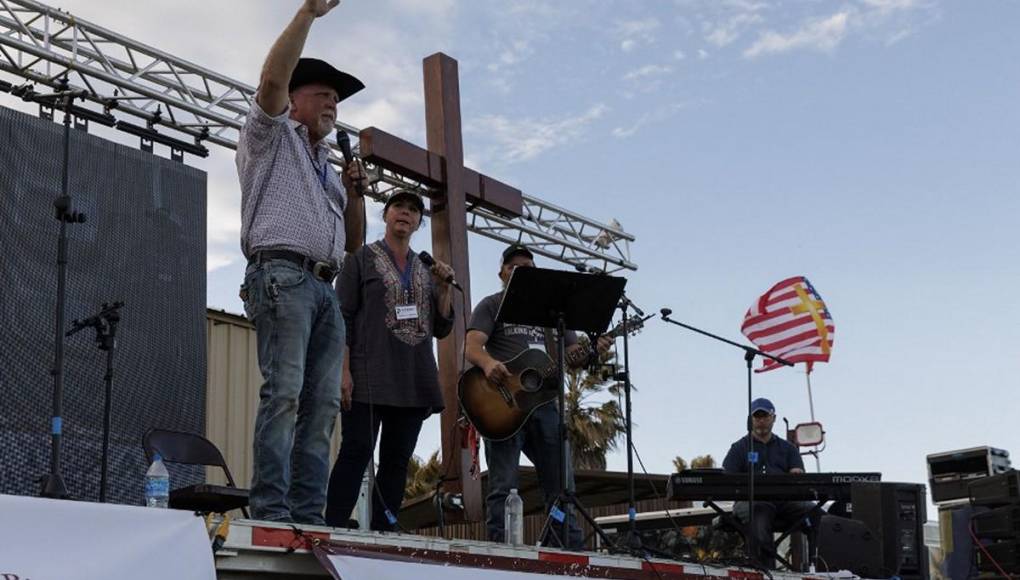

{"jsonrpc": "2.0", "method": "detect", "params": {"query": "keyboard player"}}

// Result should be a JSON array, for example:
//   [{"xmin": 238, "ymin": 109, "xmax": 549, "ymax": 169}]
[{"xmin": 722, "ymin": 397, "xmax": 820, "ymax": 569}]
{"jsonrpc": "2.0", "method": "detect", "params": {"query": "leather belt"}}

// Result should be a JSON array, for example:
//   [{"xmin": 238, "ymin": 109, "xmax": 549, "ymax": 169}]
[{"xmin": 252, "ymin": 250, "xmax": 337, "ymax": 283}]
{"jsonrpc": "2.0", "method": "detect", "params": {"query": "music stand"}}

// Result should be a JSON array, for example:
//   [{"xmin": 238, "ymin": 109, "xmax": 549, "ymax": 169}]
[{"xmin": 496, "ymin": 267, "xmax": 625, "ymax": 550}]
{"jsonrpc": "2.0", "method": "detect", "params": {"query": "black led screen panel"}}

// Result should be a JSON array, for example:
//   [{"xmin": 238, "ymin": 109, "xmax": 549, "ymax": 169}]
[{"xmin": 0, "ymin": 105, "xmax": 207, "ymax": 504}]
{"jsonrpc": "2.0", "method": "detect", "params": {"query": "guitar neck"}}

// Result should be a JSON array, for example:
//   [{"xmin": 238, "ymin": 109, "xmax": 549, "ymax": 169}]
[{"xmin": 565, "ymin": 341, "xmax": 591, "ymax": 367}]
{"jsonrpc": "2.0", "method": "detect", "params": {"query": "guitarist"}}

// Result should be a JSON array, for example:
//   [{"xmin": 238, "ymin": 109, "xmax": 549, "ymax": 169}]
[{"xmin": 465, "ymin": 244, "xmax": 611, "ymax": 548}]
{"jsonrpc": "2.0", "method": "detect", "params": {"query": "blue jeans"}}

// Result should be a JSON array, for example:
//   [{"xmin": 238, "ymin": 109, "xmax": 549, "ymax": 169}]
[
  {"xmin": 484, "ymin": 403, "xmax": 582, "ymax": 548},
  {"xmin": 242, "ymin": 259, "xmax": 344, "ymax": 524}
]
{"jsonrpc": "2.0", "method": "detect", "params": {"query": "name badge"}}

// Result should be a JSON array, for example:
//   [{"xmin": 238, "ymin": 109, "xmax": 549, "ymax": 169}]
[{"xmin": 396, "ymin": 305, "xmax": 419, "ymax": 320}]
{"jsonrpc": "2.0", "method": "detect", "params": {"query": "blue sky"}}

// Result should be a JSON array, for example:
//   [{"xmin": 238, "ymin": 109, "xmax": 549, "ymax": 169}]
[{"xmin": 6, "ymin": 0, "xmax": 1018, "ymax": 510}]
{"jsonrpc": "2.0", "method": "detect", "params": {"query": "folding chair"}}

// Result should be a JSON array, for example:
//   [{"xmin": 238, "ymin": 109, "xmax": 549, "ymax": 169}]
[{"xmin": 142, "ymin": 427, "xmax": 249, "ymax": 517}]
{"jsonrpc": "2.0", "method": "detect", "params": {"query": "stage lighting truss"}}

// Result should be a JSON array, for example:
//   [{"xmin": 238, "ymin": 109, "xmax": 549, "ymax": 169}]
[{"xmin": 0, "ymin": 0, "xmax": 635, "ymax": 273}]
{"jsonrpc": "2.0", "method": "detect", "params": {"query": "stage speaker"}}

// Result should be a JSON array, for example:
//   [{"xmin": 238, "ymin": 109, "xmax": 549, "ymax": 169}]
[
  {"xmin": 850, "ymin": 482, "xmax": 930, "ymax": 580},
  {"xmin": 0, "ymin": 104, "xmax": 207, "ymax": 504},
  {"xmin": 970, "ymin": 470, "xmax": 1020, "ymax": 508},
  {"xmin": 972, "ymin": 505, "xmax": 1020, "ymax": 540},
  {"xmin": 816, "ymin": 515, "xmax": 882, "ymax": 576},
  {"xmin": 927, "ymin": 446, "xmax": 1011, "ymax": 504},
  {"xmin": 977, "ymin": 540, "xmax": 1020, "ymax": 573}
]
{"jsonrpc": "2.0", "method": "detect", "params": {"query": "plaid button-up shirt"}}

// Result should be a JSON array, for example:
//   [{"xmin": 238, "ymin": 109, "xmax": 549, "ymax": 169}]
[{"xmin": 236, "ymin": 99, "xmax": 348, "ymax": 268}]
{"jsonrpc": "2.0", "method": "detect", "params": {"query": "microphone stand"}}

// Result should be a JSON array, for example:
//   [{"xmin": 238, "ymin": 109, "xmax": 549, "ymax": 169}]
[
  {"xmin": 658, "ymin": 308, "xmax": 791, "ymax": 568},
  {"xmin": 616, "ymin": 295, "xmax": 641, "ymax": 552},
  {"xmin": 23, "ymin": 78, "xmax": 89, "ymax": 500},
  {"xmin": 66, "ymin": 302, "xmax": 124, "ymax": 503}
]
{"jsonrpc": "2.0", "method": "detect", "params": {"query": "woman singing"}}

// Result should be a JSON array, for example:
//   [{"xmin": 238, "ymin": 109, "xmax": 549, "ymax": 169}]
[{"xmin": 325, "ymin": 189, "xmax": 454, "ymax": 530}]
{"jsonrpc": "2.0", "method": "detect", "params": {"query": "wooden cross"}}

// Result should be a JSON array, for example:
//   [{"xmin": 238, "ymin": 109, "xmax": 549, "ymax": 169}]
[{"xmin": 357, "ymin": 53, "xmax": 524, "ymax": 521}]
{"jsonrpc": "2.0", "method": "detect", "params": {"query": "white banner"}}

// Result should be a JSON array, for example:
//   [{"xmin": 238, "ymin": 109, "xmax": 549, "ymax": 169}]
[
  {"xmin": 320, "ymin": 552, "xmax": 592, "ymax": 580},
  {"xmin": 0, "ymin": 494, "xmax": 216, "ymax": 580}
]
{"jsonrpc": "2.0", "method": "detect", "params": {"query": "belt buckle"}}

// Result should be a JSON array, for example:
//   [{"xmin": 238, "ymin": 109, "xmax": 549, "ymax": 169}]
[{"xmin": 312, "ymin": 261, "xmax": 335, "ymax": 282}]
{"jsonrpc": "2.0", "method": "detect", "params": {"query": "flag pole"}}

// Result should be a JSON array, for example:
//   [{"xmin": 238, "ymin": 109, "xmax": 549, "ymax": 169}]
[{"xmin": 805, "ymin": 366, "xmax": 821, "ymax": 472}]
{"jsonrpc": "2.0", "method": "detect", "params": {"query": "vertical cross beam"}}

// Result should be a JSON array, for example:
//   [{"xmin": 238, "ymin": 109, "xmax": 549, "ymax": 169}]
[{"xmin": 423, "ymin": 53, "xmax": 483, "ymax": 519}]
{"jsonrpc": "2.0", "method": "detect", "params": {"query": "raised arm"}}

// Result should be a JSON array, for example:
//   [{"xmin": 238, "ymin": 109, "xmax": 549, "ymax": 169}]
[{"xmin": 256, "ymin": 0, "xmax": 340, "ymax": 116}]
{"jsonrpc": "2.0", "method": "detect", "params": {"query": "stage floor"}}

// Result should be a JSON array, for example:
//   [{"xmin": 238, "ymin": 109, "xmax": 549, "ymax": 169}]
[{"xmin": 215, "ymin": 518, "xmax": 866, "ymax": 580}]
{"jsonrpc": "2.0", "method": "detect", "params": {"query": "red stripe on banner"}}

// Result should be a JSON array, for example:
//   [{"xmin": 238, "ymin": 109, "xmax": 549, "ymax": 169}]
[
  {"xmin": 728, "ymin": 571, "xmax": 765, "ymax": 580},
  {"xmin": 757, "ymin": 352, "xmax": 829, "ymax": 372},
  {"xmin": 757, "ymin": 276, "xmax": 804, "ymax": 305},
  {"xmin": 642, "ymin": 560, "xmax": 686, "ymax": 574},
  {"xmin": 538, "ymin": 552, "xmax": 589, "ymax": 566},
  {"xmin": 763, "ymin": 288, "xmax": 801, "ymax": 307},
  {"xmin": 757, "ymin": 327, "xmax": 834, "ymax": 352},
  {"xmin": 741, "ymin": 307, "xmax": 793, "ymax": 329},
  {"xmin": 251, "ymin": 526, "xmax": 329, "ymax": 550},
  {"xmin": 744, "ymin": 315, "xmax": 817, "ymax": 341}
]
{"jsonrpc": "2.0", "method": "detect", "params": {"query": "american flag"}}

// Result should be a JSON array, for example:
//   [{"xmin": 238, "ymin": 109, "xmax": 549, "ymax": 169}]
[{"xmin": 741, "ymin": 276, "xmax": 834, "ymax": 373}]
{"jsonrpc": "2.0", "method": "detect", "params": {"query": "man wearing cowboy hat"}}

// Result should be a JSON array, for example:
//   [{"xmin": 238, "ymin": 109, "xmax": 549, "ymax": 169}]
[{"xmin": 236, "ymin": 0, "xmax": 367, "ymax": 524}]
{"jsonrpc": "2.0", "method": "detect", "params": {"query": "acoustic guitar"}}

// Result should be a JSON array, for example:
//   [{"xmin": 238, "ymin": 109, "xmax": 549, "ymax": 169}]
[{"xmin": 458, "ymin": 314, "xmax": 650, "ymax": 441}]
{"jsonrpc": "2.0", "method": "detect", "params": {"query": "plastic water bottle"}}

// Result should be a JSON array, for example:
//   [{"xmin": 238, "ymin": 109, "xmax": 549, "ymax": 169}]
[
  {"xmin": 504, "ymin": 488, "xmax": 524, "ymax": 546},
  {"xmin": 145, "ymin": 452, "xmax": 170, "ymax": 508}
]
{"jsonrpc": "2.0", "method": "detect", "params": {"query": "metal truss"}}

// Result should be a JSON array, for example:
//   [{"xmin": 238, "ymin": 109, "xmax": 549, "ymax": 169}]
[{"xmin": 0, "ymin": 0, "xmax": 636, "ymax": 272}]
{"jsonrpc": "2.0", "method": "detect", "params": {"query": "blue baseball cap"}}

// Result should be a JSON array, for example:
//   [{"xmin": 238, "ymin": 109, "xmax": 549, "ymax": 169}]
[{"xmin": 750, "ymin": 398, "xmax": 775, "ymax": 415}]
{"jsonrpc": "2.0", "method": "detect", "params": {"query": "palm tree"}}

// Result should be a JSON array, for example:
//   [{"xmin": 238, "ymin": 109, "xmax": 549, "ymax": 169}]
[
  {"xmin": 404, "ymin": 450, "xmax": 442, "ymax": 501},
  {"xmin": 565, "ymin": 344, "xmax": 626, "ymax": 471},
  {"xmin": 673, "ymin": 454, "xmax": 717, "ymax": 472}
]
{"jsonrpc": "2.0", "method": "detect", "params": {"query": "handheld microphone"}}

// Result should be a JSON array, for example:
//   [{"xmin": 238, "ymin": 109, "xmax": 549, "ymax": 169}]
[
  {"xmin": 336, "ymin": 130, "xmax": 363, "ymax": 194},
  {"xmin": 336, "ymin": 129, "xmax": 354, "ymax": 163},
  {"xmin": 418, "ymin": 251, "xmax": 463, "ymax": 292},
  {"xmin": 660, "ymin": 307, "xmax": 672, "ymax": 319}
]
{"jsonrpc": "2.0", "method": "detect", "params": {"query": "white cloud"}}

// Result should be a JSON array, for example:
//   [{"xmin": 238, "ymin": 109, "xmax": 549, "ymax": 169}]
[
  {"xmin": 618, "ymin": 18, "xmax": 662, "ymax": 37},
  {"xmin": 860, "ymin": 0, "xmax": 922, "ymax": 12},
  {"xmin": 704, "ymin": 12, "xmax": 764, "ymax": 47},
  {"xmin": 466, "ymin": 104, "xmax": 609, "ymax": 165},
  {"xmin": 616, "ymin": 17, "xmax": 661, "ymax": 52},
  {"xmin": 673, "ymin": 50, "xmax": 687, "ymax": 60},
  {"xmin": 622, "ymin": 64, "xmax": 673, "ymax": 81},
  {"xmin": 612, "ymin": 102, "xmax": 688, "ymax": 139},
  {"xmin": 391, "ymin": 0, "xmax": 456, "ymax": 17},
  {"xmin": 698, "ymin": 49, "xmax": 710, "ymax": 59},
  {"xmin": 487, "ymin": 40, "xmax": 534, "ymax": 72},
  {"xmin": 743, "ymin": 12, "xmax": 850, "ymax": 58},
  {"xmin": 207, "ymin": 252, "xmax": 236, "ymax": 273}
]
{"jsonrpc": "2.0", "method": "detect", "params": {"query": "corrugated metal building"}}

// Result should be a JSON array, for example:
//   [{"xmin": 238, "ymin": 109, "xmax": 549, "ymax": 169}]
[{"xmin": 204, "ymin": 309, "xmax": 342, "ymax": 488}]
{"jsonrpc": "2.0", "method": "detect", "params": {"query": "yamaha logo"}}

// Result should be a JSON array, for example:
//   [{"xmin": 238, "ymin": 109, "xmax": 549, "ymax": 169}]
[
  {"xmin": 831, "ymin": 474, "xmax": 880, "ymax": 483},
  {"xmin": 674, "ymin": 476, "xmax": 703, "ymax": 484}
]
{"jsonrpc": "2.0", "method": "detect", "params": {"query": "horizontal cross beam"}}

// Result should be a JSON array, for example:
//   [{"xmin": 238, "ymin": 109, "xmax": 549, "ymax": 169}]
[{"xmin": 360, "ymin": 127, "xmax": 522, "ymax": 219}]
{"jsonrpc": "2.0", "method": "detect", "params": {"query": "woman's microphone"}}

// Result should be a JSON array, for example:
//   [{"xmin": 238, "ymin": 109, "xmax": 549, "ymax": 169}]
[{"xmin": 418, "ymin": 251, "xmax": 463, "ymax": 292}]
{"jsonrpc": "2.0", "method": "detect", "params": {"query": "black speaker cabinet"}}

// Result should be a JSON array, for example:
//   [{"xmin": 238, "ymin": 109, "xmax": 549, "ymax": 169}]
[
  {"xmin": 972, "ymin": 505, "xmax": 1020, "ymax": 540},
  {"xmin": 970, "ymin": 470, "xmax": 1020, "ymax": 508},
  {"xmin": 850, "ymin": 482, "xmax": 929, "ymax": 580},
  {"xmin": 977, "ymin": 540, "xmax": 1020, "ymax": 573},
  {"xmin": 816, "ymin": 515, "xmax": 883, "ymax": 576},
  {"xmin": 927, "ymin": 446, "xmax": 1011, "ymax": 503}
]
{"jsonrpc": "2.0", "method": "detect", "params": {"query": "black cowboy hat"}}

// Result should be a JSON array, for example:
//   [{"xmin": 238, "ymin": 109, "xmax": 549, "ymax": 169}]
[{"xmin": 289, "ymin": 57, "xmax": 365, "ymax": 102}]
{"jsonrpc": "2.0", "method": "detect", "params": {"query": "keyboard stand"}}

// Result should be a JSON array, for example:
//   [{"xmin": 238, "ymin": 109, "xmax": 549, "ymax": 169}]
[{"xmin": 704, "ymin": 497, "xmax": 826, "ymax": 571}]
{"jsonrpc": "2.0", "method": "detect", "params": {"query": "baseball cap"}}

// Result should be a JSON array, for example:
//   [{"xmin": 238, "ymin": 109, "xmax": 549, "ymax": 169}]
[
  {"xmin": 750, "ymin": 397, "xmax": 775, "ymax": 416},
  {"xmin": 383, "ymin": 190, "xmax": 425, "ymax": 214},
  {"xmin": 501, "ymin": 244, "xmax": 534, "ymax": 265}
]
